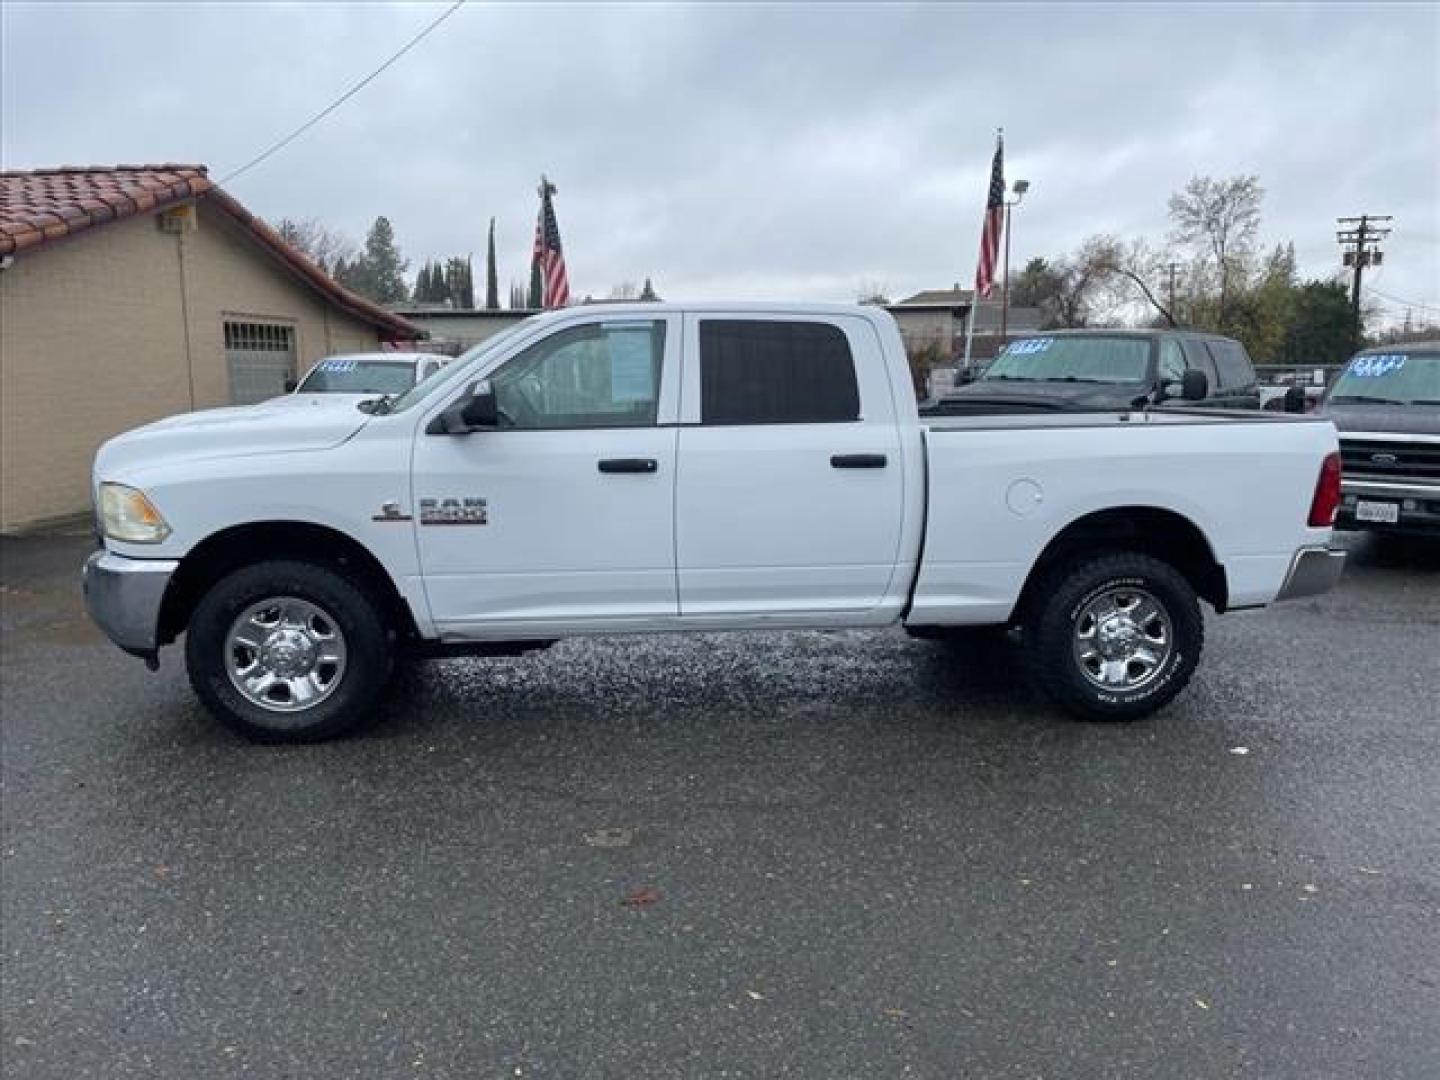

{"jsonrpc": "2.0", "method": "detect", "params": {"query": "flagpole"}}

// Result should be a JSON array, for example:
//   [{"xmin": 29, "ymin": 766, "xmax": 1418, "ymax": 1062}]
[
  {"xmin": 962, "ymin": 291, "xmax": 977, "ymax": 369},
  {"xmin": 961, "ymin": 127, "xmax": 1001, "ymax": 372}
]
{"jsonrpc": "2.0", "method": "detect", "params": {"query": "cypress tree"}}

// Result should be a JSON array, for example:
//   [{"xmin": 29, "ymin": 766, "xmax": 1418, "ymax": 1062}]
[{"xmin": 485, "ymin": 218, "xmax": 500, "ymax": 310}]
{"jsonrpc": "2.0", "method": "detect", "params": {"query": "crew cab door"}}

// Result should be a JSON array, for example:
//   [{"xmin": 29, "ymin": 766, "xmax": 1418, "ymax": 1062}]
[
  {"xmin": 412, "ymin": 316, "xmax": 680, "ymax": 630},
  {"xmin": 674, "ymin": 314, "xmax": 906, "ymax": 617}
]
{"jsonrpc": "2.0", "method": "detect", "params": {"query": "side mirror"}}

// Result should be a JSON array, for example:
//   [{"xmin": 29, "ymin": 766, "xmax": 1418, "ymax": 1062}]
[
  {"xmin": 1283, "ymin": 385, "xmax": 1307, "ymax": 413},
  {"xmin": 427, "ymin": 382, "xmax": 498, "ymax": 435},
  {"xmin": 284, "ymin": 378, "xmax": 298, "ymax": 393},
  {"xmin": 1180, "ymin": 369, "xmax": 1208, "ymax": 401}
]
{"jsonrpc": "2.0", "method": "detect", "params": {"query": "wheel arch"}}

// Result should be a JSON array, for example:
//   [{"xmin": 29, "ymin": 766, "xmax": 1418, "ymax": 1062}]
[
  {"xmin": 157, "ymin": 521, "xmax": 419, "ymax": 646},
  {"xmin": 1012, "ymin": 505, "xmax": 1228, "ymax": 621}
]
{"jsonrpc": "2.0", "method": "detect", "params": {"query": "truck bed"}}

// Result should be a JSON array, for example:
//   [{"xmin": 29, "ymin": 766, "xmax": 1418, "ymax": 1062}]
[{"xmin": 909, "ymin": 409, "xmax": 1338, "ymax": 626}]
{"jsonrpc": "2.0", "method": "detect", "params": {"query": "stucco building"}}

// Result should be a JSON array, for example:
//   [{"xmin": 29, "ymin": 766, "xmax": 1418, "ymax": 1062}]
[{"xmin": 0, "ymin": 164, "xmax": 419, "ymax": 531}]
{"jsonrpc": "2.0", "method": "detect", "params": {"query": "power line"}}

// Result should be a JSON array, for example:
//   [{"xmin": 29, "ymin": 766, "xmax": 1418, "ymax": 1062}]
[
  {"xmin": 217, "ymin": 0, "xmax": 467, "ymax": 188},
  {"xmin": 1362, "ymin": 284, "xmax": 1440, "ymax": 314}
]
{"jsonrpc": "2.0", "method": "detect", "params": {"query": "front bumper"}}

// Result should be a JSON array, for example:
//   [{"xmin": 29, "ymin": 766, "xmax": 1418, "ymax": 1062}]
[
  {"xmin": 81, "ymin": 549, "xmax": 178, "ymax": 658},
  {"xmin": 1335, "ymin": 477, "xmax": 1440, "ymax": 534},
  {"xmin": 1274, "ymin": 545, "xmax": 1346, "ymax": 602}
]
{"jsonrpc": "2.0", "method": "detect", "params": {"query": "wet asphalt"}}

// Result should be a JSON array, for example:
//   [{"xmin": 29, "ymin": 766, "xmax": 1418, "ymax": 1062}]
[{"xmin": 1, "ymin": 529, "xmax": 1437, "ymax": 1079}]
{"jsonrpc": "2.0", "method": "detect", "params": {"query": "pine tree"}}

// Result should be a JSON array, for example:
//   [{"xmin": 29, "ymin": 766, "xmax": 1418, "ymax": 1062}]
[
  {"xmin": 445, "ymin": 257, "xmax": 475, "ymax": 309},
  {"xmin": 354, "ymin": 216, "xmax": 410, "ymax": 304},
  {"xmin": 639, "ymin": 277, "xmax": 659, "ymax": 301},
  {"xmin": 485, "ymin": 218, "xmax": 500, "ymax": 310}
]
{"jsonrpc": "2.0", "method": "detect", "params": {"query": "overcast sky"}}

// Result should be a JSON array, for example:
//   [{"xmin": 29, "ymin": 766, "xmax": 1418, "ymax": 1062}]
[{"xmin": 4, "ymin": 2, "xmax": 1437, "ymax": 322}]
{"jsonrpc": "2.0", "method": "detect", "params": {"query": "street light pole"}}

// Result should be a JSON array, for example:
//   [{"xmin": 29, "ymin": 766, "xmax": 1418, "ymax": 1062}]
[{"xmin": 1000, "ymin": 179, "xmax": 1030, "ymax": 345}]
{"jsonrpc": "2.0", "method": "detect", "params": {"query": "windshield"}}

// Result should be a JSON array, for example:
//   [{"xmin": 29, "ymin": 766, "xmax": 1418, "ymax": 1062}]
[
  {"xmin": 386, "ymin": 321, "xmax": 539, "ymax": 414},
  {"xmin": 983, "ymin": 336, "xmax": 1152, "ymax": 384},
  {"xmin": 1328, "ymin": 352, "xmax": 1440, "ymax": 406},
  {"xmin": 298, "ymin": 358, "xmax": 415, "ymax": 394}
]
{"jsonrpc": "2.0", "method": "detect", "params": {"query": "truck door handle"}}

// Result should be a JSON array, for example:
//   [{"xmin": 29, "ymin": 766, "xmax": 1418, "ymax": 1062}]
[
  {"xmin": 598, "ymin": 458, "xmax": 659, "ymax": 474},
  {"xmin": 831, "ymin": 453, "xmax": 888, "ymax": 469}
]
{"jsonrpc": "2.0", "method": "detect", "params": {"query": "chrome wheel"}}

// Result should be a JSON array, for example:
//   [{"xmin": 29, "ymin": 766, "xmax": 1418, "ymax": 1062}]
[
  {"xmin": 224, "ymin": 597, "xmax": 347, "ymax": 713},
  {"xmin": 1072, "ymin": 586, "xmax": 1172, "ymax": 691}
]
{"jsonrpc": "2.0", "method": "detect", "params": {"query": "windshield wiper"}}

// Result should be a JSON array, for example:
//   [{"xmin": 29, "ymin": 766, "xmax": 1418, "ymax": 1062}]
[
  {"xmin": 1044, "ymin": 376, "xmax": 1111, "ymax": 384},
  {"xmin": 1329, "ymin": 395, "xmax": 1406, "ymax": 405},
  {"xmin": 984, "ymin": 375, "xmax": 1035, "ymax": 382}
]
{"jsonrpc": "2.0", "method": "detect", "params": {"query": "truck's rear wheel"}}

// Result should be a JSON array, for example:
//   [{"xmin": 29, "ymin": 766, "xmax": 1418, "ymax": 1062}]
[
  {"xmin": 1023, "ymin": 552, "xmax": 1202, "ymax": 721},
  {"xmin": 185, "ymin": 560, "xmax": 392, "ymax": 743}
]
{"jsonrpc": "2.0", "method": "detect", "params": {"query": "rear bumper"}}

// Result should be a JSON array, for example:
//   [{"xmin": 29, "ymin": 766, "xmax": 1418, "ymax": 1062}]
[
  {"xmin": 1274, "ymin": 545, "xmax": 1346, "ymax": 602},
  {"xmin": 81, "ymin": 550, "xmax": 178, "ymax": 658}
]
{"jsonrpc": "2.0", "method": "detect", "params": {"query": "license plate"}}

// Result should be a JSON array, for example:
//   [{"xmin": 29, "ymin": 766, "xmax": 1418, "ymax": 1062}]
[{"xmin": 1355, "ymin": 500, "xmax": 1400, "ymax": 524}]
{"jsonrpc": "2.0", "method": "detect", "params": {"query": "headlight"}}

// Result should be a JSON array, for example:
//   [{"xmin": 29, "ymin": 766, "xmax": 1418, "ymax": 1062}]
[{"xmin": 98, "ymin": 483, "xmax": 172, "ymax": 543}]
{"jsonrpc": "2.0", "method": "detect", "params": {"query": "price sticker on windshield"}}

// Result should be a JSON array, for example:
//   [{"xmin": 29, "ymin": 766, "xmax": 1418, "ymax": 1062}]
[
  {"xmin": 1348, "ymin": 355, "xmax": 1406, "ymax": 378},
  {"xmin": 1004, "ymin": 338, "xmax": 1053, "ymax": 355}
]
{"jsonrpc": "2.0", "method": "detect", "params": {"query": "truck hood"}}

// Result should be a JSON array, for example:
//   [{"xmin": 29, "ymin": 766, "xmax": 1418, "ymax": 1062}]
[
  {"xmin": 95, "ymin": 398, "xmax": 372, "ymax": 479},
  {"xmin": 1319, "ymin": 399, "xmax": 1440, "ymax": 436},
  {"xmin": 927, "ymin": 379, "xmax": 1147, "ymax": 414}
]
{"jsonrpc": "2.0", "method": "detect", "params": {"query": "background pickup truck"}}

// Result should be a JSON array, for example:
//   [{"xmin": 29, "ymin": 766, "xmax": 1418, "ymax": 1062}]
[
  {"xmin": 1320, "ymin": 340, "xmax": 1440, "ymax": 535},
  {"xmin": 83, "ymin": 303, "xmax": 1345, "ymax": 742},
  {"xmin": 925, "ymin": 328, "xmax": 1262, "ymax": 415}
]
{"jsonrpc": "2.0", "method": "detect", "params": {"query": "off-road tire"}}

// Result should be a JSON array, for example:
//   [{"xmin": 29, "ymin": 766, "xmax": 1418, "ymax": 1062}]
[
  {"xmin": 185, "ymin": 559, "xmax": 392, "ymax": 743},
  {"xmin": 1023, "ymin": 551, "xmax": 1203, "ymax": 722}
]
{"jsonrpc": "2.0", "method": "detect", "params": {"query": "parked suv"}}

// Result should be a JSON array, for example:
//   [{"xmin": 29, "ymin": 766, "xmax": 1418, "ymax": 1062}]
[
  {"xmin": 924, "ymin": 329, "xmax": 1261, "ymax": 415},
  {"xmin": 280, "ymin": 352, "xmax": 453, "ymax": 400},
  {"xmin": 1321, "ymin": 341, "xmax": 1440, "ymax": 535}
]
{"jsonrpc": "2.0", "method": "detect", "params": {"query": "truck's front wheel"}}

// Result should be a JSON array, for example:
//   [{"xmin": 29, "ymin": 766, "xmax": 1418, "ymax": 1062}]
[
  {"xmin": 185, "ymin": 560, "xmax": 392, "ymax": 743},
  {"xmin": 1024, "ymin": 552, "xmax": 1203, "ymax": 722}
]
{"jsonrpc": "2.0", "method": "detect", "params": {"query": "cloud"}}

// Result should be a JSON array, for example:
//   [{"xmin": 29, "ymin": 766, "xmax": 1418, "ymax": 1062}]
[{"xmin": 3, "ymin": 1, "xmax": 1436, "ymax": 318}]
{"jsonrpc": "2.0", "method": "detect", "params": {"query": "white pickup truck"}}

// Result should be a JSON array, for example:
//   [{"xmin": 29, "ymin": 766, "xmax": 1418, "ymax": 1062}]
[{"xmin": 84, "ymin": 302, "xmax": 1345, "ymax": 742}]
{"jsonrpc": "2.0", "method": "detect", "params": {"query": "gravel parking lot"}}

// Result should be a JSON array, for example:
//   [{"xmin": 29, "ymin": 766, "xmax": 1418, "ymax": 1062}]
[{"xmin": 2, "ymin": 529, "xmax": 1437, "ymax": 1079}]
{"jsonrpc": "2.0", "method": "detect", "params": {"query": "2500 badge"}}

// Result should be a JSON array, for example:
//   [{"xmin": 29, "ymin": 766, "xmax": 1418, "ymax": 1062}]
[{"xmin": 419, "ymin": 497, "xmax": 488, "ymax": 525}]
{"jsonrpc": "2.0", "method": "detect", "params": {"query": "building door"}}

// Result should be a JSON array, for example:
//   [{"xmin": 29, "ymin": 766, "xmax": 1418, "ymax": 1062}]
[{"xmin": 225, "ymin": 321, "xmax": 296, "ymax": 405}]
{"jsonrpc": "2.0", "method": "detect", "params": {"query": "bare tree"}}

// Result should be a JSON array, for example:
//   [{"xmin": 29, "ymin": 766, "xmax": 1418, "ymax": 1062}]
[
  {"xmin": 273, "ymin": 217, "xmax": 357, "ymax": 274},
  {"xmin": 1087, "ymin": 236, "xmax": 1178, "ymax": 327},
  {"xmin": 1167, "ymin": 175, "xmax": 1263, "ymax": 327},
  {"xmin": 607, "ymin": 282, "xmax": 640, "ymax": 300},
  {"xmin": 857, "ymin": 280, "xmax": 891, "ymax": 305}
]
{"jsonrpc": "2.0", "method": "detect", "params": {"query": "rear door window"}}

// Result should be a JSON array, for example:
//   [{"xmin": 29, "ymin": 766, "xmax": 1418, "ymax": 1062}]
[
  {"xmin": 1207, "ymin": 340, "xmax": 1255, "ymax": 390},
  {"xmin": 699, "ymin": 320, "xmax": 860, "ymax": 424}
]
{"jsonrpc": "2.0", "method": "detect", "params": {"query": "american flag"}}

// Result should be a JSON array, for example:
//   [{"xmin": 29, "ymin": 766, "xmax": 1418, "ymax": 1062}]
[
  {"xmin": 973, "ymin": 133, "xmax": 1004, "ymax": 300},
  {"xmin": 533, "ymin": 177, "xmax": 570, "ymax": 309}
]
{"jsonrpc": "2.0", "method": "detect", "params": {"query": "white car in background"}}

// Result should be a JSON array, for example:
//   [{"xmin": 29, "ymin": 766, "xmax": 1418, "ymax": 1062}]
[{"xmin": 280, "ymin": 352, "xmax": 453, "ymax": 403}]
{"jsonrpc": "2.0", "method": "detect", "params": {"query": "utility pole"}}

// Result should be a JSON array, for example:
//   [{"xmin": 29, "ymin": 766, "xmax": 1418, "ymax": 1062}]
[
  {"xmin": 1336, "ymin": 214, "xmax": 1392, "ymax": 351},
  {"xmin": 1164, "ymin": 262, "xmax": 1181, "ymax": 327}
]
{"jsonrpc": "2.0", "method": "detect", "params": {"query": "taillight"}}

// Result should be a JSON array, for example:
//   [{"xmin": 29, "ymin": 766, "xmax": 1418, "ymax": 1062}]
[{"xmin": 1308, "ymin": 451, "xmax": 1342, "ymax": 527}]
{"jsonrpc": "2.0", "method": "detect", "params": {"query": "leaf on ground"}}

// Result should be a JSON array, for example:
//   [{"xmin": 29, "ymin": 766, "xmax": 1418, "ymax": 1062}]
[{"xmin": 621, "ymin": 885, "xmax": 660, "ymax": 908}]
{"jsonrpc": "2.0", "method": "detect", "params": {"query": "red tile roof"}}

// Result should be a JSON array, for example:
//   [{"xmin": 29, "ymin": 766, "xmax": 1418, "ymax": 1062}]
[{"xmin": 0, "ymin": 164, "xmax": 420, "ymax": 339}]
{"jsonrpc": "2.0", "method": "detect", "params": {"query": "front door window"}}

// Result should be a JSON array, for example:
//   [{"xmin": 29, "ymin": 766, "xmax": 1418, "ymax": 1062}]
[{"xmin": 491, "ymin": 321, "xmax": 666, "ymax": 429}]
